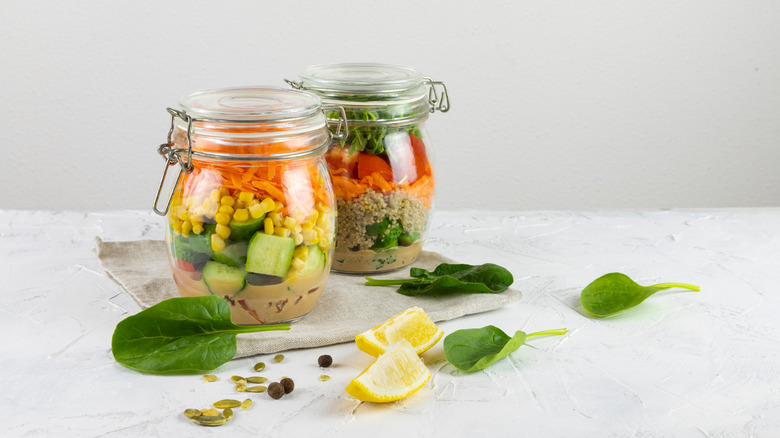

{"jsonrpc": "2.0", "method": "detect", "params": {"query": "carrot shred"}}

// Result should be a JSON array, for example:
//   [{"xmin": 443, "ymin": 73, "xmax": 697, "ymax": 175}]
[{"xmin": 371, "ymin": 172, "xmax": 393, "ymax": 192}]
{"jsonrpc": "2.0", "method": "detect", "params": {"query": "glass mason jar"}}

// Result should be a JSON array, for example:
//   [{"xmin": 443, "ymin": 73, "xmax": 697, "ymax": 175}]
[
  {"xmin": 153, "ymin": 87, "xmax": 344, "ymax": 325},
  {"xmin": 288, "ymin": 63, "xmax": 449, "ymax": 273}
]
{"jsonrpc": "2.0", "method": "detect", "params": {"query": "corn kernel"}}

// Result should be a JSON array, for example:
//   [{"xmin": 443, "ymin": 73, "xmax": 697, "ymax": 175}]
[
  {"xmin": 317, "ymin": 212, "xmax": 330, "ymax": 228},
  {"xmin": 215, "ymin": 212, "xmax": 231, "ymax": 225},
  {"xmin": 274, "ymin": 201, "xmax": 284, "ymax": 211},
  {"xmin": 269, "ymin": 212, "xmax": 282, "ymax": 227},
  {"xmin": 294, "ymin": 245, "xmax": 308, "ymax": 259},
  {"xmin": 316, "ymin": 203, "xmax": 329, "ymax": 213},
  {"xmin": 259, "ymin": 197, "xmax": 276, "ymax": 213},
  {"xmin": 274, "ymin": 227, "xmax": 291, "ymax": 238},
  {"xmin": 211, "ymin": 234, "xmax": 226, "ymax": 252},
  {"xmin": 218, "ymin": 204, "xmax": 234, "ymax": 215},
  {"xmin": 301, "ymin": 228, "xmax": 317, "ymax": 245},
  {"xmin": 294, "ymin": 233, "xmax": 304, "ymax": 246},
  {"xmin": 309, "ymin": 209, "xmax": 319, "ymax": 224},
  {"xmin": 285, "ymin": 272, "xmax": 298, "ymax": 283},
  {"xmin": 314, "ymin": 226, "xmax": 325, "ymax": 241},
  {"xmin": 233, "ymin": 208, "xmax": 249, "ymax": 222},
  {"xmin": 175, "ymin": 206, "xmax": 189, "ymax": 221},
  {"xmin": 283, "ymin": 217, "xmax": 297, "ymax": 229},
  {"xmin": 248, "ymin": 203, "xmax": 265, "ymax": 219},
  {"xmin": 192, "ymin": 222, "xmax": 204, "ymax": 235},
  {"xmin": 210, "ymin": 189, "xmax": 221, "ymax": 202},
  {"xmin": 318, "ymin": 235, "xmax": 331, "ymax": 250},
  {"xmin": 215, "ymin": 224, "xmax": 231, "ymax": 240},
  {"xmin": 181, "ymin": 220, "xmax": 192, "ymax": 237},
  {"xmin": 220, "ymin": 195, "xmax": 236, "ymax": 206},
  {"xmin": 235, "ymin": 199, "xmax": 245, "ymax": 210},
  {"xmin": 263, "ymin": 218, "xmax": 274, "ymax": 234},
  {"xmin": 291, "ymin": 257, "xmax": 305, "ymax": 271},
  {"xmin": 300, "ymin": 220, "xmax": 315, "ymax": 229},
  {"xmin": 238, "ymin": 191, "xmax": 254, "ymax": 203}
]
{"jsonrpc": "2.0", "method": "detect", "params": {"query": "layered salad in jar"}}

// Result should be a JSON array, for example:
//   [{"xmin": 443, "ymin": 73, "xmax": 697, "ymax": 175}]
[
  {"xmin": 325, "ymin": 112, "xmax": 434, "ymax": 273},
  {"xmin": 167, "ymin": 158, "xmax": 335, "ymax": 325}
]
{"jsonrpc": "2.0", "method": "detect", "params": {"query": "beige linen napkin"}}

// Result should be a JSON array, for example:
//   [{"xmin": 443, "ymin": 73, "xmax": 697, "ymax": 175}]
[{"xmin": 96, "ymin": 238, "xmax": 522, "ymax": 357}]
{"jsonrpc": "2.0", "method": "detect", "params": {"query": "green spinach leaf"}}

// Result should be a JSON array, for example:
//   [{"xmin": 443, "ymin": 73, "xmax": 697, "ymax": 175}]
[
  {"xmin": 111, "ymin": 296, "xmax": 289, "ymax": 374},
  {"xmin": 580, "ymin": 272, "xmax": 700, "ymax": 317},
  {"xmin": 365, "ymin": 263, "xmax": 514, "ymax": 296},
  {"xmin": 444, "ymin": 326, "xmax": 567, "ymax": 372}
]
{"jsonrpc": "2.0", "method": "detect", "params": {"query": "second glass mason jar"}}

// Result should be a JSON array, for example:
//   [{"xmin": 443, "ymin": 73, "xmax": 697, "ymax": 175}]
[
  {"xmin": 153, "ymin": 87, "xmax": 343, "ymax": 324},
  {"xmin": 288, "ymin": 63, "xmax": 449, "ymax": 273}
]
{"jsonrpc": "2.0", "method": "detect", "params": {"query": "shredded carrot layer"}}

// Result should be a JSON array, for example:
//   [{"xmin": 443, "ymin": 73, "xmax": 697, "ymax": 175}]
[
  {"xmin": 332, "ymin": 170, "xmax": 434, "ymax": 208},
  {"xmin": 179, "ymin": 159, "xmax": 332, "ymax": 215}
]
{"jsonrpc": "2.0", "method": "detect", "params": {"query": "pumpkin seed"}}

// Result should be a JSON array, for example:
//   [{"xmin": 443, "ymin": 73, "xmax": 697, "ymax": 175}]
[
  {"xmin": 235, "ymin": 382, "xmax": 247, "ymax": 392},
  {"xmin": 274, "ymin": 354, "xmax": 284, "ymax": 363},
  {"xmin": 223, "ymin": 407, "xmax": 234, "ymax": 421},
  {"xmin": 200, "ymin": 408, "xmax": 219, "ymax": 417},
  {"xmin": 184, "ymin": 408, "xmax": 201, "ymax": 419},
  {"xmin": 213, "ymin": 399, "xmax": 241, "ymax": 409},
  {"xmin": 253, "ymin": 362, "xmax": 265, "ymax": 372},
  {"xmin": 230, "ymin": 375, "xmax": 246, "ymax": 384},
  {"xmin": 246, "ymin": 376, "xmax": 268, "ymax": 384},
  {"xmin": 246, "ymin": 385, "xmax": 267, "ymax": 393},
  {"xmin": 241, "ymin": 398, "xmax": 252, "ymax": 410},
  {"xmin": 202, "ymin": 374, "xmax": 218, "ymax": 383},
  {"xmin": 191, "ymin": 415, "xmax": 227, "ymax": 426},
  {"xmin": 320, "ymin": 375, "xmax": 330, "ymax": 381}
]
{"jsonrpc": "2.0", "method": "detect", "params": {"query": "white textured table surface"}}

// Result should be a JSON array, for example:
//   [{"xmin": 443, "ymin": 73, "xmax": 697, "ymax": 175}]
[{"xmin": 3, "ymin": 209, "xmax": 780, "ymax": 437}]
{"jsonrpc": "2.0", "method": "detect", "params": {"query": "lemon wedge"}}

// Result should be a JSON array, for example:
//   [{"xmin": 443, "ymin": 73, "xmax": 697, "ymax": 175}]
[
  {"xmin": 355, "ymin": 306, "xmax": 444, "ymax": 357},
  {"xmin": 345, "ymin": 339, "xmax": 431, "ymax": 403}
]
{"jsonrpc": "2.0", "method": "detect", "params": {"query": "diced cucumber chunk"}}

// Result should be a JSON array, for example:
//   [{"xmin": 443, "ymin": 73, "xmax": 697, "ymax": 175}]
[
  {"xmin": 245, "ymin": 272, "xmax": 284, "ymax": 286},
  {"xmin": 398, "ymin": 232, "xmax": 421, "ymax": 247},
  {"xmin": 246, "ymin": 232, "xmax": 296, "ymax": 277},
  {"xmin": 298, "ymin": 245, "xmax": 326, "ymax": 277},
  {"xmin": 202, "ymin": 261, "xmax": 246, "ymax": 296},
  {"xmin": 372, "ymin": 224, "xmax": 403, "ymax": 250},
  {"xmin": 211, "ymin": 241, "xmax": 248, "ymax": 267},
  {"xmin": 365, "ymin": 218, "xmax": 390, "ymax": 235},
  {"xmin": 230, "ymin": 216, "xmax": 265, "ymax": 241}
]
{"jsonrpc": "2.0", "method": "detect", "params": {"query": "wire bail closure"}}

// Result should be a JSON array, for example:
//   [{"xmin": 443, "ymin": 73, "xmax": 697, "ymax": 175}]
[
  {"xmin": 422, "ymin": 77, "xmax": 450, "ymax": 113},
  {"xmin": 285, "ymin": 79, "xmax": 348, "ymax": 141},
  {"xmin": 323, "ymin": 105, "xmax": 349, "ymax": 141},
  {"xmin": 153, "ymin": 108, "xmax": 194, "ymax": 216}
]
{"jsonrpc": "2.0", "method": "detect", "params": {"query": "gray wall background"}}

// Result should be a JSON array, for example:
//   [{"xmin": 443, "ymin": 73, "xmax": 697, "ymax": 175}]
[{"xmin": 2, "ymin": 0, "xmax": 778, "ymax": 211}]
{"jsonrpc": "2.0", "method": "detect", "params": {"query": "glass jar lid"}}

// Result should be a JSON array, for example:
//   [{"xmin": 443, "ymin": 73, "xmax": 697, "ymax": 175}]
[
  {"xmin": 180, "ymin": 86, "xmax": 323, "ymax": 122},
  {"xmin": 298, "ymin": 63, "xmax": 425, "ymax": 96},
  {"xmin": 292, "ymin": 63, "xmax": 449, "ymax": 120}
]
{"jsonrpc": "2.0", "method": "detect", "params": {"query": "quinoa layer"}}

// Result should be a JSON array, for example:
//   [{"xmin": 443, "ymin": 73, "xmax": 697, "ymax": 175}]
[{"xmin": 335, "ymin": 188, "xmax": 429, "ymax": 251}]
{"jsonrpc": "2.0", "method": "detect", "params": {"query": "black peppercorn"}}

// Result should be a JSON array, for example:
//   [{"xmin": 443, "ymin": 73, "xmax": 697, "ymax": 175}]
[
  {"xmin": 280, "ymin": 377, "xmax": 294, "ymax": 394},
  {"xmin": 268, "ymin": 382, "xmax": 284, "ymax": 399},
  {"xmin": 318, "ymin": 354, "xmax": 333, "ymax": 367}
]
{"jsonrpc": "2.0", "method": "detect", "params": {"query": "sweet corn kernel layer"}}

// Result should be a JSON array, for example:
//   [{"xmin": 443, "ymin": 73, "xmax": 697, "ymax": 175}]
[{"xmin": 169, "ymin": 186, "xmax": 334, "ymax": 280}]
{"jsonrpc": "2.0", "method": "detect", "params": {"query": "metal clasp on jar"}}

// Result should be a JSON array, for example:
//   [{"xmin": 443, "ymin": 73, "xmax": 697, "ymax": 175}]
[
  {"xmin": 153, "ymin": 108, "xmax": 194, "ymax": 216},
  {"xmin": 422, "ymin": 77, "xmax": 450, "ymax": 113},
  {"xmin": 285, "ymin": 79, "xmax": 349, "ymax": 141}
]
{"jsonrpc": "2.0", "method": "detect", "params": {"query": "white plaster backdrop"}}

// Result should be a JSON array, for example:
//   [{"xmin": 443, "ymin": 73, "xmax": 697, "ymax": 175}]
[{"xmin": 1, "ymin": 0, "xmax": 778, "ymax": 211}]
